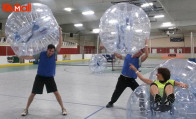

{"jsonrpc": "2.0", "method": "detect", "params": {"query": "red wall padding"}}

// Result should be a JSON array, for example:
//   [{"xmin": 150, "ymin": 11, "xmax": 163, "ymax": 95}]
[
  {"xmin": 0, "ymin": 46, "xmax": 195, "ymax": 56},
  {"xmin": 7, "ymin": 46, "xmax": 15, "ymax": 55},
  {"xmin": 59, "ymin": 48, "xmax": 79, "ymax": 54},
  {"xmin": 0, "ymin": 46, "xmax": 15, "ymax": 56},
  {"xmin": 0, "ymin": 46, "xmax": 6, "ymax": 55},
  {"xmin": 84, "ymin": 46, "xmax": 95, "ymax": 54},
  {"xmin": 0, "ymin": 46, "xmax": 80, "ymax": 55}
]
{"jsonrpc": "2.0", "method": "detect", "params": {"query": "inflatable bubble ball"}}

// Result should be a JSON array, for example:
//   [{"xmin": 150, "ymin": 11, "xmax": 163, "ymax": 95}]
[
  {"xmin": 99, "ymin": 3, "xmax": 150, "ymax": 55},
  {"xmin": 89, "ymin": 54, "xmax": 107, "ymax": 73},
  {"xmin": 5, "ymin": 3, "xmax": 59, "ymax": 56},
  {"xmin": 149, "ymin": 58, "xmax": 196, "ymax": 95},
  {"xmin": 127, "ymin": 84, "xmax": 196, "ymax": 119}
]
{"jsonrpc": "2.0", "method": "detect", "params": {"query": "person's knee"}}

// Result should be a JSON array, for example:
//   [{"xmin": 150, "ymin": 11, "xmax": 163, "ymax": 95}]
[
  {"xmin": 53, "ymin": 91, "xmax": 59, "ymax": 95},
  {"xmin": 164, "ymin": 83, "xmax": 173, "ymax": 91},
  {"xmin": 31, "ymin": 93, "xmax": 36, "ymax": 96},
  {"xmin": 150, "ymin": 83, "xmax": 158, "ymax": 88},
  {"xmin": 150, "ymin": 83, "xmax": 158, "ymax": 91}
]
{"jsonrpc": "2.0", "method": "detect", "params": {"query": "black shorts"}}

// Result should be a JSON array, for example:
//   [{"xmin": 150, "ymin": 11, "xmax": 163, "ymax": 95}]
[{"xmin": 32, "ymin": 75, "xmax": 58, "ymax": 94}]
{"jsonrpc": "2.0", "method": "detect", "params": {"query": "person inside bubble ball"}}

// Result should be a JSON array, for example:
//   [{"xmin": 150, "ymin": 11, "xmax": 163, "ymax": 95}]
[
  {"xmin": 19, "ymin": 27, "xmax": 67, "ymax": 116},
  {"xmin": 106, "ymin": 39, "xmax": 149, "ymax": 108},
  {"xmin": 130, "ymin": 65, "xmax": 188, "ymax": 108}
]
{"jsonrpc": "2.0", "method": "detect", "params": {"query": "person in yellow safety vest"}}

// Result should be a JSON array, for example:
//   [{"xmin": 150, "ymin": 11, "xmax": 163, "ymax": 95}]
[{"xmin": 130, "ymin": 64, "xmax": 188, "ymax": 106}]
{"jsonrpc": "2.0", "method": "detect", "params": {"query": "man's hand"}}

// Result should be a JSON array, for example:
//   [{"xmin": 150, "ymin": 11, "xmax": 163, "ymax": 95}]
[
  {"xmin": 140, "ymin": 38, "xmax": 149, "ymax": 62},
  {"xmin": 129, "ymin": 64, "xmax": 137, "ymax": 72},
  {"xmin": 59, "ymin": 27, "xmax": 62, "ymax": 33},
  {"xmin": 114, "ymin": 53, "xmax": 122, "ymax": 59},
  {"xmin": 145, "ymin": 38, "xmax": 148, "ymax": 46}
]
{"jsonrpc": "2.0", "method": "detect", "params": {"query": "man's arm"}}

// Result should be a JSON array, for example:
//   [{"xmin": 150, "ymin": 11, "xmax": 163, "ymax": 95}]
[
  {"xmin": 56, "ymin": 27, "xmax": 63, "ymax": 53},
  {"xmin": 140, "ymin": 38, "xmax": 149, "ymax": 62},
  {"xmin": 114, "ymin": 53, "xmax": 125, "ymax": 60},
  {"xmin": 19, "ymin": 52, "xmax": 40, "ymax": 60},
  {"xmin": 130, "ymin": 64, "xmax": 153, "ymax": 84}
]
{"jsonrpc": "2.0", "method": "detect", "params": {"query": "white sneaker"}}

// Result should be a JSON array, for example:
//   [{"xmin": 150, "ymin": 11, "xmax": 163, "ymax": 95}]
[
  {"xmin": 21, "ymin": 109, "xmax": 28, "ymax": 116},
  {"xmin": 62, "ymin": 109, "xmax": 67, "ymax": 115}
]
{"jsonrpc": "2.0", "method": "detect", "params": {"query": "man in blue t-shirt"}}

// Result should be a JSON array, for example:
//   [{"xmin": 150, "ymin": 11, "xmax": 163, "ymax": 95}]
[
  {"xmin": 20, "ymin": 27, "xmax": 67, "ymax": 116},
  {"xmin": 106, "ymin": 39, "xmax": 149, "ymax": 108}
]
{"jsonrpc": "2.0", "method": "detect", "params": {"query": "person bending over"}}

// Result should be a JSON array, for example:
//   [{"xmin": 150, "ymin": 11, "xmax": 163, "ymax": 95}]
[{"xmin": 106, "ymin": 39, "xmax": 149, "ymax": 108}]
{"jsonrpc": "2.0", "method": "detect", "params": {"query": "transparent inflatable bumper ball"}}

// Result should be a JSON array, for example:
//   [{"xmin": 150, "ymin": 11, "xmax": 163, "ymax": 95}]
[
  {"xmin": 99, "ymin": 3, "xmax": 151, "ymax": 55},
  {"xmin": 89, "ymin": 54, "xmax": 107, "ymax": 73},
  {"xmin": 5, "ymin": 3, "xmax": 59, "ymax": 56}
]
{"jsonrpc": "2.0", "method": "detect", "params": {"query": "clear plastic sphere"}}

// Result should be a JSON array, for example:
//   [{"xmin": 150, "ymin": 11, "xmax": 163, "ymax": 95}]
[
  {"xmin": 127, "ymin": 85, "xmax": 196, "ymax": 119},
  {"xmin": 99, "ymin": 3, "xmax": 150, "ymax": 54},
  {"xmin": 89, "ymin": 54, "xmax": 107, "ymax": 73},
  {"xmin": 127, "ymin": 58, "xmax": 196, "ymax": 119},
  {"xmin": 149, "ymin": 58, "xmax": 196, "ymax": 95},
  {"xmin": 127, "ymin": 84, "xmax": 152, "ymax": 119},
  {"xmin": 5, "ymin": 3, "xmax": 59, "ymax": 56}
]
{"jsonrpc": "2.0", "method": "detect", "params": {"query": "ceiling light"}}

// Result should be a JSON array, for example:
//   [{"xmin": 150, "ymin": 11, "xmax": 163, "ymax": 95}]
[
  {"xmin": 154, "ymin": 15, "xmax": 164, "ymax": 18},
  {"xmin": 64, "ymin": 8, "xmax": 72, "ymax": 12},
  {"xmin": 82, "ymin": 11, "xmax": 94, "ymax": 15},
  {"xmin": 141, "ymin": 2, "xmax": 153, "ymax": 8},
  {"xmin": 92, "ymin": 29, "xmax": 100, "ymax": 33},
  {"xmin": 74, "ymin": 24, "xmax": 83, "ymax": 27},
  {"xmin": 161, "ymin": 22, "xmax": 173, "ymax": 27}
]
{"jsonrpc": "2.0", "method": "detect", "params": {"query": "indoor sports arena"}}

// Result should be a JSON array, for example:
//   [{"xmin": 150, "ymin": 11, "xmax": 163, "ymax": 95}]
[{"xmin": 0, "ymin": 0, "xmax": 196, "ymax": 119}]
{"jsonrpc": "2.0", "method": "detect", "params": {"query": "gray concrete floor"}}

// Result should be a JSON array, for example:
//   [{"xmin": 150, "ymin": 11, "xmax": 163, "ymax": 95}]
[{"xmin": 0, "ymin": 59, "xmax": 161, "ymax": 119}]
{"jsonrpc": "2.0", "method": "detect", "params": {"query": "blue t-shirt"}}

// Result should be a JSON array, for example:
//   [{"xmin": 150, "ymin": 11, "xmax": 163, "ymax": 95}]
[
  {"xmin": 121, "ymin": 54, "xmax": 140, "ymax": 79},
  {"xmin": 34, "ymin": 51, "xmax": 57, "ymax": 77}
]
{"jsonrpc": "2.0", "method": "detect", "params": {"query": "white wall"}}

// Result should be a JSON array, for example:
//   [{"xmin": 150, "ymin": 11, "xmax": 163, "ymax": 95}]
[
  {"xmin": 57, "ymin": 55, "xmax": 63, "ymax": 61},
  {"xmin": 151, "ymin": 36, "xmax": 196, "ymax": 47},
  {"xmin": 84, "ymin": 54, "xmax": 92, "ymax": 59},
  {"xmin": 70, "ymin": 54, "xmax": 82, "ymax": 60},
  {"xmin": 0, "ymin": 56, "xmax": 9, "ymax": 65},
  {"xmin": 149, "ymin": 53, "xmax": 195, "ymax": 58}
]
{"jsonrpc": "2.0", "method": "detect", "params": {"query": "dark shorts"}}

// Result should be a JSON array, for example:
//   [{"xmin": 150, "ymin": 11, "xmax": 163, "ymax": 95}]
[{"xmin": 32, "ymin": 75, "xmax": 58, "ymax": 94}]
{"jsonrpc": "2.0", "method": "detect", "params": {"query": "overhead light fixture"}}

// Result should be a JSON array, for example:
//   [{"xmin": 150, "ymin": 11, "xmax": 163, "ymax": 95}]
[
  {"xmin": 82, "ymin": 11, "xmax": 94, "ymax": 15},
  {"xmin": 161, "ymin": 22, "xmax": 173, "ymax": 27},
  {"xmin": 64, "ymin": 8, "xmax": 72, "ymax": 12},
  {"xmin": 154, "ymin": 15, "xmax": 164, "ymax": 18},
  {"xmin": 141, "ymin": 2, "xmax": 153, "ymax": 8},
  {"xmin": 74, "ymin": 23, "xmax": 83, "ymax": 27},
  {"xmin": 92, "ymin": 28, "xmax": 100, "ymax": 33}
]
